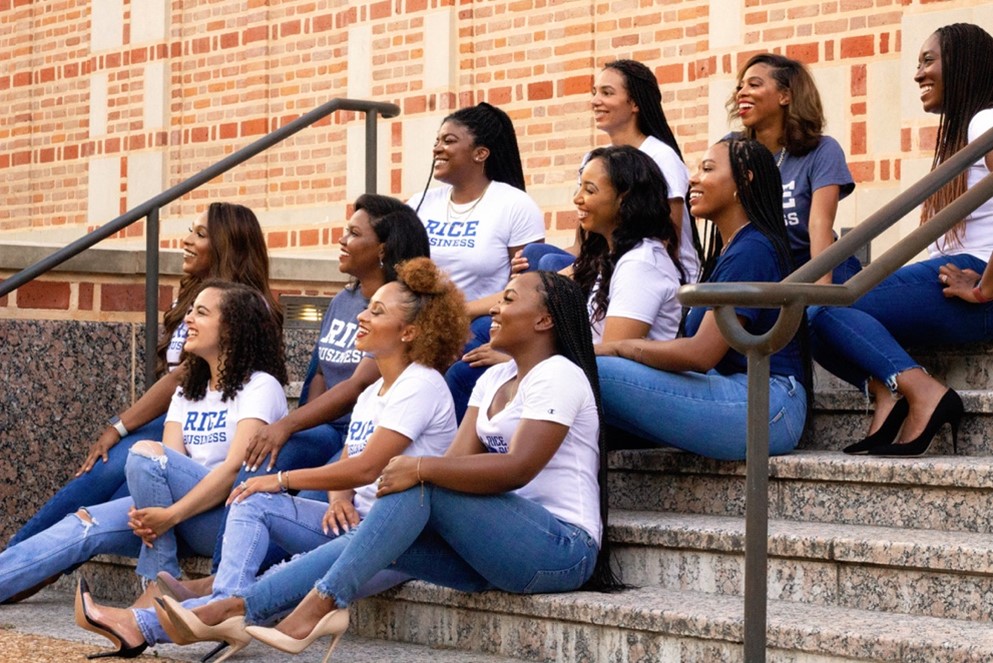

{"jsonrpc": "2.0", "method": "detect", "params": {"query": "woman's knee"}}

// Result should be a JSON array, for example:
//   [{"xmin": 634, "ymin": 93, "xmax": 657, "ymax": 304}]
[{"xmin": 126, "ymin": 441, "xmax": 168, "ymax": 477}]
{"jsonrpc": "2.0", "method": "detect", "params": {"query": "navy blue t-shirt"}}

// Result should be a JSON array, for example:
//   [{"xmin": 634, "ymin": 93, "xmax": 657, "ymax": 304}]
[{"xmin": 683, "ymin": 224, "xmax": 804, "ymax": 377}]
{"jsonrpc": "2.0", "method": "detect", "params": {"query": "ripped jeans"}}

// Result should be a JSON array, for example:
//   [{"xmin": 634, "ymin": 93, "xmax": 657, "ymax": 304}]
[
  {"xmin": 0, "ymin": 445, "xmax": 223, "ymax": 602},
  {"xmin": 132, "ymin": 493, "xmax": 409, "ymax": 644}
]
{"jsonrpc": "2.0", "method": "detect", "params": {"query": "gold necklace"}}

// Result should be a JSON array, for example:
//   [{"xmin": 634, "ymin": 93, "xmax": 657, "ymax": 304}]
[
  {"xmin": 720, "ymin": 223, "xmax": 748, "ymax": 255},
  {"xmin": 447, "ymin": 183, "xmax": 490, "ymax": 222}
]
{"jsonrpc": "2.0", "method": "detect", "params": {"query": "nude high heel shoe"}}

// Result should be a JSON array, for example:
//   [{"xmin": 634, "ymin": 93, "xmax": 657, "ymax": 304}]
[
  {"xmin": 246, "ymin": 607, "xmax": 350, "ymax": 663},
  {"xmin": 74, "ymin": 579, "xmax": 148, "ymax": 660},
  {"xmin": 157, "ymin": 596, "xmax": 251, "ymax": 663}
]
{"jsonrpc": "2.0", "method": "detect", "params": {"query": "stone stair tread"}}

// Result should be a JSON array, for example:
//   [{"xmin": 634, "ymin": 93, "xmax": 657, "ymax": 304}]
[
  {"xmin": 610, "ymin": 509, "xmax": 993, "ymax": 574},
  {"xmin": 814, "ymin": 387, "xmax": 993, "ymax": 412},
  {"xmin": 378, "ymin": 582, "xmax": 993, "ymax": 661},
  {"xmin": 610, "ymin": 447, "xmax": 993, "ymax": 488}
]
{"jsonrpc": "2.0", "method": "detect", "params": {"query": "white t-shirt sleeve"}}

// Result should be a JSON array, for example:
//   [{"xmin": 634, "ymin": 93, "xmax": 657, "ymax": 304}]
[
  {"xmin": 233, "ymin": 373, "xmax": 289, "ymax": 424},
  {"xmin": 606, "ymin": 243, "xmax": 680, "ymax": 328},
  {"xmin": 165, "ymin": 387, "xmax": 185, "ymax": 425},
  {"xmin": 375, "ymin": 374, "xmax": 443, "ymax": 441},
  {"xmin": 505, "ymin": 192, "xmax": 546, "ymax": 247},
  {"xmin": 519, "ymin": 361, "xmax": 589, "ymax": 428}
]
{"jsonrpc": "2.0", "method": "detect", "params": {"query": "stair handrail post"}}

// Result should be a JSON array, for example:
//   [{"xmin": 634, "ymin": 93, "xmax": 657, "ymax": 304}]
[{"xmin": 144, "ymin": 207, "xmax": 161, "ymax": 389}]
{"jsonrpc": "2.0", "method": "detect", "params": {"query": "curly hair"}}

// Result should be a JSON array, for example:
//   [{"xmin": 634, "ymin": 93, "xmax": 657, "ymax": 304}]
[
  {"xmin": 572, "ymin": 145, "xmax": 683, "ymax": 325},
  {"xmin": 920, "ymin": 24, "xmax": 993, "ymax": 246},
  {"xmin": 392, "ymin": 257, "xmax": 469, "ymax": 373},
  {"xmin": 180, "ymin": 280, "xmax": 288, "ymax": 402},
  {"xmin": 158, "ymin": 202, "xmax": 281, "ymax": 374},
  {"xmin": 533, "ymin": 271, "xmax": 620, "ymax": 591},
  {"xmin": 603, "ymin": 59, "xmax": 683, "ymax": 160},
  {"xmin": 726, "ymin": 53, "xmax": 825, "ymax": 157}
]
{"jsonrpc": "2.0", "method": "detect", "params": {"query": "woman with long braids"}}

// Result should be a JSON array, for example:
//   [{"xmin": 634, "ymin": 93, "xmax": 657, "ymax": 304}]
[
  {"xmin": 523, "ymin": 59, "xmax": 700, "ymax": 282},
  {"xmin": 728, "ymin": 53, "xmax": 858, "ymax": 284},
  {"xmin": 595, "ymin": 137, "xmax": 809, "ymax": 461},
  {"xmin": 75, "ymin": 258, "xmax": 467, "ymax": 660},
  {"xmin": 4, "ymin": 203, "xmax": 280, "ymax": 599},
  {"xmin": 808, "ymin": 23, "xmax": 993, "ymax": 456},
  {"xmin": 409, "ymin": 102, "xmax": 545, "ymax": 420},
  {"xmin": 154, "ymin": 271, "xmax": 619, "ymax": 661},
  {"xmin": 0, "ymin": 281, "xmax": 288, "ymax": 618}
]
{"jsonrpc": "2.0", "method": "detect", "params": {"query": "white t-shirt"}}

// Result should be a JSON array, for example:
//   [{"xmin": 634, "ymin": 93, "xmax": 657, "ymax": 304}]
[
  {"xmin": 408, "ymin": 181, "xmax": 545, "ymax": 302},
  {"xmin": 345, "ymin": 363, "xmax": 456, "ymax": 518},
  {"xmin": 588, "ymin": 238, "xmax": 682, "ymax": 343},
  {"xmin": 469, "ymin": 356, "xmax": 602, "ymax": 544},
  {"xmin": 166, "ymin": 321, "xmax": 188, "ymax": 371},
  {"xmin": 639, "ymin": 135, "xmax": 700, "ymax": 284},
  {"xmin": 929, "ymin": 108, "xmax": 993, "ymax": 261},
  {"xmin": 166, "ymin": 371, "xmax": 288, "ymax": 470}
]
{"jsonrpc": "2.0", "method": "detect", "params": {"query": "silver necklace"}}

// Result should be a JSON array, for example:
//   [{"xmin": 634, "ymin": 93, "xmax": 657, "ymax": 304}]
[{"xmin": 776, "ymin": 147, "xmax": 787, "ymax": 168}]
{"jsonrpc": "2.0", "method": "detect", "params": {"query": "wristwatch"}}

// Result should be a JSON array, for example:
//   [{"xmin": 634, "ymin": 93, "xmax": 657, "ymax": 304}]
[{"xmin": 107, "ymin": 415, "xmax": 129, "ymax": 438}]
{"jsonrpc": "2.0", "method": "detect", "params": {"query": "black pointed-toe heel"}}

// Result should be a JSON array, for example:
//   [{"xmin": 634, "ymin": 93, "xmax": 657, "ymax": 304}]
[
  {"xmin": 843, "ymin": 397, "xmax": 910, "ymax": 454},
  {"xmin": 868, "ymin": 389, "xmax": 964, "ymax": 457},
  {"xmin": 74, "ymin": 578, "xmax": 149, "ymax": 659}
]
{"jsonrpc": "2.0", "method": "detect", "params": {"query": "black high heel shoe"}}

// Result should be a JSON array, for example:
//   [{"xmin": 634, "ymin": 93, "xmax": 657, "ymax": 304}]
[
  {"xmin": 843, "ymin": 397, "xmax": 910, "ymax": 454},
  {"xmin": 73, "ymin": 578, "xmax": 149, "ymax": 659},
  {"xmin": 868, "ymin": 389, "xmax": 964, "ymax": 457}
]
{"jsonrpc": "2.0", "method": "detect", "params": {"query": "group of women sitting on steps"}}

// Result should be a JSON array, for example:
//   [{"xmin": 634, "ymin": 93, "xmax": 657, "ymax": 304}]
[{"xmin": 2, "ymin": 21, "xmax": 993, "ymax": 663}]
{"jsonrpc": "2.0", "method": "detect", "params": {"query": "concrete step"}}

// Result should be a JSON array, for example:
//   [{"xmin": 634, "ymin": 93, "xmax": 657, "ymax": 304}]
[
  {"xmin": 608, "ymin": 448, "xmax": 993, "ymax": 533},
  {"xmin": 611, "ymin": 510, "xmax": 993, "ymax": 621},
  {"xmin": 807, "ymin": 388, "xmax": 993, "ymax": 455},
  {"xmin": 350, "ymin": 582, "xmax": 993, "ymax": 662}
]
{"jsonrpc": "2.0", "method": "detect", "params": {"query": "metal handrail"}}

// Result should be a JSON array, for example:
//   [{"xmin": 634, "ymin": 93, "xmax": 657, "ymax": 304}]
[
  {"xmin": 677, "ymin": 124, "xmax": 993, "ymax": 662},
  {"xmin": 0, "ymin": 98, "xmax": 400, "ymax": 388}
]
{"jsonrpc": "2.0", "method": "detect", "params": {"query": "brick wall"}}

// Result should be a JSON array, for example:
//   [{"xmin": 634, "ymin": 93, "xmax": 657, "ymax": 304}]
[{"xmin": 3, "ymin": 0, "xmax": 993, "ymax": 319}]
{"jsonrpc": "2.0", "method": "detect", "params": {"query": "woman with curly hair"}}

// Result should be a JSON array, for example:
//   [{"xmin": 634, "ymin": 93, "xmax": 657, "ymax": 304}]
[
  {"xmin": 0, "ymin": 280, "xmax": 288, "ymax": 615},
  {"xmin": 76, "ymin": 257, "xmax": 468, "ymax": 659},
  {"xmin": 727, "ymin": 53, "xmax": 858, "ymax": 284},
  {"xmin": 154, "ymin": 269, "xmax": 618, "ymax": 662},
  {"xmin": 7, "ymin": 203, "xmax": 280, "ymax": 561}
]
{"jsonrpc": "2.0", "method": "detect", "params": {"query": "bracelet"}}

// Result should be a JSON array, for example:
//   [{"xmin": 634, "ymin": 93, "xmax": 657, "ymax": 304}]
[
  {"xmin": 107, "ymin": 415, "xmax": 129, "ymax": 438},
  {"xmin": 277, "ymin": 470, "xmax": 289, "ymax": 493},
  {"xmin": 974, "ymin": 284, "xmax": 992, "ymax": 304}
]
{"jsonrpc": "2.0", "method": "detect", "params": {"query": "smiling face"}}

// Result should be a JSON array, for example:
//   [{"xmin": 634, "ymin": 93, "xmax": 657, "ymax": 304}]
[
  {"xmin": 338, "ymin": 209, "xmax": 383, "ymax": 278},
  {"xmin": 355, "ymin": 281, "xmax": 415, "ymax": 357},
  {"xmin": 432, "ymin": 120, "xmax": 487, "ymax": 185},
  {"xmin": 591, "ymin": 67, "xmax": 639, "ymax": 137},
  {"xmin": 915, "ymin": 33, "xmax": 944, "ymax": 114},
  {"xmin": 687, "ymin": 142, "xmax": 738, "ymax": 221},
  {"xmin": 488, "ymin": 272, "xmax": 549, "ymax": 353},
  {"xmin": 182, "ymin": 212, "xmax": 212, "ymax": 278},
  {"xmin": 182, "ymin": 287, "xmax": 223, "ymax": 361},
  {"xmin": 735, "ymin": 63, "xmax": 790, "ymax": 132},
  {"xmin": 573, "ymin": 157, "xmax": 622, "ymax": 239}
]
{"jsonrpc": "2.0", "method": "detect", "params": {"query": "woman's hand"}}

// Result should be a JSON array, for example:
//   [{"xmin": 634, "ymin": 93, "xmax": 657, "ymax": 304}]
[
  {"xmin": 939, "ymin": 263, "xmax": 985, "ymax": 302},
  {"xmin": 594, "ymin": 341, "xmax": 624, "ymax": 357},
  {"xmin": 322, "ymin": 498, "xmax": 360, "ymax": 536},
  {"xmin": 461, "ymin": 343, "xmax": 511, "ymax": 368},
  {"xmin": 128, "ymin": 505, "xmax": 177, "ymax": 546},
  {"xmin": 76, "ymin": 428, "xmax": 121, "ymax": 476},
  {"xmin": 226, "ymin": 473, "xmax": 282, "ymax": 505},
  {"xmin": 242, "ymin": 420, "xmax": 291, "ymax": 472},
  {"xmin": 376, "ymin": 455, "xmax": 421, "ymax": 497},
  {"xmin": 510, "ymin": 249, "xmax": 530, "ymax": 275}
]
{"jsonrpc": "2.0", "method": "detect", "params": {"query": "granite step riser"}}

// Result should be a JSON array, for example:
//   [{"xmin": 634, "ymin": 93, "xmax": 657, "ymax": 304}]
[
  {"xmin": 805, "ymin": 410, "xmax": 988, "ymax": 455},
  {"xmin": 814, "ymin": 344, "xmax": 993, "ymax": 392},
  {"xmin": 349, "ymin": 595, "xmax": 877, "ymax": 663},
  {"xmin": 609, "ymin": 472, "xmax": 993, "ymax": 534},
  {"xmin": 613, "ymin": 543, "xmax": 993, "ymax": 622}
]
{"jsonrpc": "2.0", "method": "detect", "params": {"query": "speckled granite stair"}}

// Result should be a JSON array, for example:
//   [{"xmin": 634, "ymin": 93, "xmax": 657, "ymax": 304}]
[
  {"xmin": 350, "ymin": 583, "xmax": 993, "ymax": 662},
  {"xmin": 610, "ymin": 510, "xmax": 993, "ymax": 621},
  {"xmin": 609, "ymin": 448, "xmax": 993, "ymax": 533}
]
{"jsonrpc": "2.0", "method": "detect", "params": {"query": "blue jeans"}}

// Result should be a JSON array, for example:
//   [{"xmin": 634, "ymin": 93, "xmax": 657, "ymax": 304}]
[
  {"xmin": 133, "ymin": 492, "xmax": 408, "ymax": 643},
  {"xmin": 208, "ymin": 423, "xmax": 346, "ymax": 573},
  {"xmin": 444, "ymin": 315, "xmax": 494, "ymax": 423},
  {"xmin": 809, "ymin": 254, "xmax": 993, "ymax": 391},
  {"xmin": 521, "ymin": 243, "xmax": 576, "ymax": 273},
  {"xmin": 597, "ymin": 357, "xmax": 807, "ymax": 460},
  {"xmin": 0, "ymin": 445, "xmax": 220, "ymax": 602},
  {"xmin": 7, "ymin": 415, "xmax": 166, "ymax": 548},
  {"xmin": 242, "ymin": 485, "xmax": 598, "ymax": 624}
]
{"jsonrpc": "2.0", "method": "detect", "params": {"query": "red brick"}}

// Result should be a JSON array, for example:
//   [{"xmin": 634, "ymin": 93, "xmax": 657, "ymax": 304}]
[
  {"xmin": 19, "ymin": 280, "xmax": 71, "ymax": 309},
  {"xmin": 243, "ymin": 26, "xmax": 268, "ymax": 44},
  {"xmin": 299, "ymin": 228, "xmax": 319, "ymax": 246},
  {"xmin": 280, "ymin": 20, "xmax": 301, "ymax": 37},
  {"xmin": 560, "ymin": 74, "xmax": 590, "ymax": 96},
  {"xmin": 851, "ymin": 121, "xmax": 866, "ymax": 155},
  {"xmin": 786, "ymin": 43, "xmax": 818, "ymax": 64},
  {"xmin": 268, "ymin": 231, "xmax": 288, "ymax": 248},
  {"xmin": 78, "ymin": 282, "xmax": 94, "ymax": 310},
  {"xmin": 840, "ymin": 35, "xmax": 873, "ymax": 59},
  {"xmin": 851, "ymin": 64, "xmax": 866, "ymax": 96},
  {"xmin": 656, "ymin": 63, "xmax": 683, "ymax": 85},
  {"xmin": 404, "ymin": 95, "xmax": 426, "ymax": 114},
  {"xmin": 313, "ymin": 14, "xmax": 333, "ymax": 32},
  {"xmin": 101, "ymin": 283, "xmax": 145, "ymax": 312},
  {"xmin": 528, "ymin": 81, "xmax": 553, "ymax": 101},
  {"xmin": 880, "ymin": 159, "xmax": 890, "ymax": 181},
  {"xmin": 370, "ymin": 0, "xmax": 391, "ymax": 20},
  {"xmin": 849, "ymin": 161, "xmax": 874, "ymax": 182},
  {"xmin": 240, "ymin": 118, "xmax": 268, "ymax": 136},
  {"xmin": 220, "ymin": 31, "xmax": 239, "ymax": 49},
  {"xmin": 219, "ymin": 123, "xmax": 237, "ymax": 140}
]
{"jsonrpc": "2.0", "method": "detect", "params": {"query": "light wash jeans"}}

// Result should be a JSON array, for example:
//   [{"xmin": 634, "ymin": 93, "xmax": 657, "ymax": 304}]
[
  {"xmin": 6, "ymin": 415, "xmax": 166, "ymax": 548},
  {"xmin": 242, "ymin": 485, "xmax": 599, "ymax": 624},
  {"xmin": 132, "ymin": 492, "xmax": 408, "ymax": 643},
  {"xmin": 597, "ymin": 357, "xmax": 807, "ymax": 461},
  {"xmin": 0, "ymin": 445, "xmax": 222, "ymax": 603},
  {"xmin": 809, "ymin": 254, "xmax": 993, "ymax": 391}
]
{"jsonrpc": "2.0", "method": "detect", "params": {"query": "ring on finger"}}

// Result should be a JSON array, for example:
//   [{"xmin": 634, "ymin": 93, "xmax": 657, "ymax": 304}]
[{"xmin": 239, "ymin": 481, "xmax": 248, "ymax": 490}]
